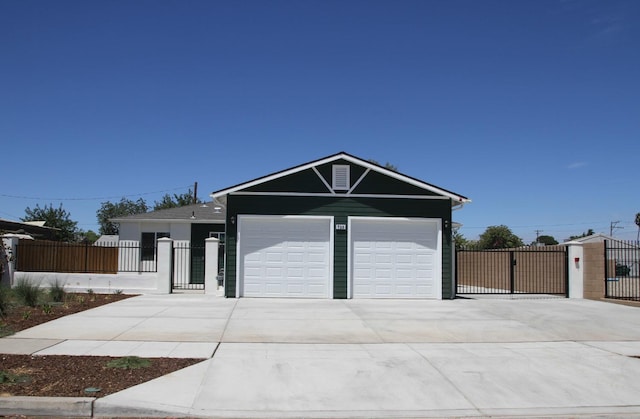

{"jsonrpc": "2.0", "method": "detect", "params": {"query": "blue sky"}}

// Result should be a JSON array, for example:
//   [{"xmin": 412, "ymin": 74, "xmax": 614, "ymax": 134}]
[{"xmin": 1, "ymin": 0, "xmax": 639, "ymax": 242}]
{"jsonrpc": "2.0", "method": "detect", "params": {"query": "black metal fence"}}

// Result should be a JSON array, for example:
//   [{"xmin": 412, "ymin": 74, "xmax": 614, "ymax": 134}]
[
  {"xmin": 172, "ymin": 243, "xmax": 205, "ymax": 291},
  {"xmin": 114, "ymin": 243, "xmax": 159, "ymax": 273},
  {"xmin": 456, "ymin": 246, "xmax": 568, "ymax": 296},
  {"xmin": 605, "ymin": 240, "xmax": 640, "ymax": 301}
]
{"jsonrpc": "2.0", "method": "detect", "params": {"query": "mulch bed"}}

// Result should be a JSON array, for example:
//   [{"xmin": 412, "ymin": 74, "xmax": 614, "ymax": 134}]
[
  {"xmin": 0, "ymin": 354, "xmax": 201, "ymax": 397},
  {"xmin": 0, "ymin": 293, "xmax": 205, "ymax": 398},
  {"xmin": 1, "ymin": 293, "xmax": 133, "ymax": 336}
]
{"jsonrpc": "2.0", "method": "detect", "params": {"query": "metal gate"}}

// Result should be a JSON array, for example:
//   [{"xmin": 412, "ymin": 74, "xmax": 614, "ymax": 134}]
[
  {"xmin": 456, "ymin": 247, "xmax": 568, "ymax": 296},
  {"xmin": 172, "ymin": 243, "xmax": 205, "ymax": 291},
  {"xmin": 604, "ymin": 240, "xmax": 640, "ymax": 301}
]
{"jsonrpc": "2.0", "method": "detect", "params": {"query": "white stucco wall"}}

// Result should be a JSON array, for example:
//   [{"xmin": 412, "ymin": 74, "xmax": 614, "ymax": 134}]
[
  {"xmin": 14, "ymin": 271, "xmax": 161, "ymax": 294},
  {"xmin": 118, "ymin": 222, "xmax": 141, "ymax": 241}
]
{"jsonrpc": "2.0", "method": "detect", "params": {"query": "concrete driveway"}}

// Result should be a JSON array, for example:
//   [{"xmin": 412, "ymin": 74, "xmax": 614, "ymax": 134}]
[{"xmin": 3, "ymin": 294, "xmax": 640, "ymax": 418}]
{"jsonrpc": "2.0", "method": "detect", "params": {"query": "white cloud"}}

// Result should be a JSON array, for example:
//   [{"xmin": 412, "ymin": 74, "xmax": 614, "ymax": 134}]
[{"xmin": 567, "ymin": 161, "xmax": 588, "ymax": 169}]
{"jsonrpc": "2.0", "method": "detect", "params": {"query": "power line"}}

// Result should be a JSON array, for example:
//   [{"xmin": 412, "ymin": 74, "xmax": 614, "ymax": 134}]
[
  {"xmin": 610, "ymin": 221, "xmax": 623, "ymax": 236},
  {"xmin": 461, "ymin": 221, "xmax": 607, "ymax": 230},
  {"xmin": 0, "ymin": 185, "xmax": 192, "ymax": 202}
]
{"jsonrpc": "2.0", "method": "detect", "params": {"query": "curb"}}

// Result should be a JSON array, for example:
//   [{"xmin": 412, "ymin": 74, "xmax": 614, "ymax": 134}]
[{"xmin": 0, "ymin": 396, "xmax": 95, "ymax": 417}]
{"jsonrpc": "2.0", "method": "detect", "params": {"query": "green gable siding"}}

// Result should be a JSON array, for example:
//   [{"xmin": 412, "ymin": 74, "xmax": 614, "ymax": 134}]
[
  {"xmin": 244, "ymin": 168, "xmax": 329, "ymax": 193},
  {"xmin": 353, "ymin": 170, "xmax": 439, "ymax": 196},
  {"xmin": 224, "ymin": 195, "xmax": 452, "ymax": 299}
]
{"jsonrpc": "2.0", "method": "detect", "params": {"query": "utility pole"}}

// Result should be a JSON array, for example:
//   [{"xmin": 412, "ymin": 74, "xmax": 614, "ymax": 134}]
[
  {"xmin": 534, "ymin": 229, "xmax": 543, "ymax": 242},
  {"xmin": 610, "ymin": 221, "xmax": 623, "ymax": 237},
  {"xmin": 193, "ymin": 182, "xmax": 198, "ymax": 204}
]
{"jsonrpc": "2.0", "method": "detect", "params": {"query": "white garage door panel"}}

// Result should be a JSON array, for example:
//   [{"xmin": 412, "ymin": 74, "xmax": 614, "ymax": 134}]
[
  {"xmin": 351, "ymin": 218, "xmax": 441, "ymax": 299},
  {"xmin": 239, "ymin": 216, "xmax": 332, "ymax": 298}
]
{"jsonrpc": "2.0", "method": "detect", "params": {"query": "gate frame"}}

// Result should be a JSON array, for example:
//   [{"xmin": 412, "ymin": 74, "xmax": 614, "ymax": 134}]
[
  {"xmin": 455, "ymin": 246, "xmax": 569, "ymax": 297},
  {"xmin": 171, "ymin": 242, "xmax": 205, "ymax": 291},
  {"xmin": 604, "ymin": 239, "xmax": 640, "ymax": 302}
]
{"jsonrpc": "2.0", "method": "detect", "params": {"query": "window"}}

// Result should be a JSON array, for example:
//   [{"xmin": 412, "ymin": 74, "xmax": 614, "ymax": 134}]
[
  {"xmin": 332, "ymin": 165, "xmax": 350, "ymax": 190},
  {"xmin": 209, "ymin": 232, "xmax": 226, "ymax": 244},
  {"xmin": 141, "ymin": 232, "xmax": 169, "ymax": 261}
]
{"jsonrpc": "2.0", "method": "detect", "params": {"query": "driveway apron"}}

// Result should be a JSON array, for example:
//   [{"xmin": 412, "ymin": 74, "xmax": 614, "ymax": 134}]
[{"xmin": 3, "ymin": 295, "xmax": 640, "ymax": 418}]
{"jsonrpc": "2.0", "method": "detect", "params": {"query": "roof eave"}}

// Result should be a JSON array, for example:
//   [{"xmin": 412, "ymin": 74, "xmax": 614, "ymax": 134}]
[{"xmin": 211, "ymin": 151, "xmax": 471, "ymax": 203}]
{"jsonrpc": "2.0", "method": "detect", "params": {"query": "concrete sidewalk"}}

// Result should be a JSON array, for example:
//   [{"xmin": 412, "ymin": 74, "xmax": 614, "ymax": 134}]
[{"xmin": 2, "ymin": 295, "xmax": 640, "ymax": 418}]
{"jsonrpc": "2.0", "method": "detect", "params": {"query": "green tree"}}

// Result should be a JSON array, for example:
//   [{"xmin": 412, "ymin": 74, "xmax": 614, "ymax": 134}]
[
  {"xmin": 535, "ymin": 235, "xmax": 558, "ymax": 246},
  {"xmin": 569, "ymin": 229, "xmax": 595, "ymax": 241},
  {"xmin": 452, "ymin": 231, "xmax": 469, "ymax": 250},
  {"xmin": 153, "ymin": 189, "xmax": 201, "ymax": 211},
  {"xmin": 96, "ymin": 198, "xmax": 148, "ymax": 235},
  {"xmin": 477, "ymin": 225, "xmax": 524, "ymax": 249},
  {"xmin": 78, "ymin": 230, "xmax": 99, "ymax": 244},
  {"xmin": 21, "ymin": 203, "xmax": 79, "ymax": 242},
  {"xmin": 367, "ymin": 159, "xmax": 398, "ymax": 172}
]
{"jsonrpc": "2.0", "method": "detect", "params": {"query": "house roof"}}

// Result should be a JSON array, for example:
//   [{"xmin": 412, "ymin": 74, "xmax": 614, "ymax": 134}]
[
  {"xmin": 95, "ymin": 235, "xmax": 120, "ymax": 245},
  {"xmin": 210, "ymin": 151, "xmax": 471, "ymax": 205},
  {"xmin": 569, "ymin": 233, "xmax": 637, "ymax": 246},
  {"xmin": 0, "ymin": 218, "xmax": 60, "ymax": 240},
  {"xmin": 110, "ymin": 201, "xmax": 226, "ymax": 223}
]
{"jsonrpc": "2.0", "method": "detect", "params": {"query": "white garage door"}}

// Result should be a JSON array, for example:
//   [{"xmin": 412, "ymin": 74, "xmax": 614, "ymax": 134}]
[
  {"xmin": 350, "ymin": 217, "xmax": 441, "ymax": 299},
  {"xmin": 238, "ymin": 215, "xmax": 332, "ymax": 298}
]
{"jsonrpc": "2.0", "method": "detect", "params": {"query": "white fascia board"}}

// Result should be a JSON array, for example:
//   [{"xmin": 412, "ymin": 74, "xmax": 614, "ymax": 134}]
[
  {"xmin": 111, "ymin": 218, "xmax": 225, "ymax": 224},
  {"xmin": 229, "ymin": 191, "xmax": 451, "ymax": 200},
  {"xmin": 340, "ymin": 155, "xmax": 471, "ymax": 203},
  {"xmin": 210, "ymin": 152, "xmax": 471, "ymax": 203},
  {"xmin": 210, "ymin": 153, "xmax": 350, "ymax": 199}
]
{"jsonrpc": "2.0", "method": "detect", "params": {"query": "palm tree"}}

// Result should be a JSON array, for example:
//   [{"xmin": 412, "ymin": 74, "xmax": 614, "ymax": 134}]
[{"xmin": 636, "ymin": 212, "xmax": 640, "ymax": 242}]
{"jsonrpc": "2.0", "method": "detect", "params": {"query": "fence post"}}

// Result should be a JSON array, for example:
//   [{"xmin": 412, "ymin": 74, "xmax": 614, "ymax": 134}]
[
  {"xmin": 205, "ymin": 237, "xmax": 220, "ymax": 295},
  {"xmin": 156, "ymin": 238, "xmax": 173, "ymax": 294},
  {"xmin": 564, "ymin": 241, "xmax": 584, "ymax": 298},
  {"xmin": 1, "ymin": 236, "xmax": 19, "ymax": 287},
  {"xmin": 509, "ymin": 251, "xmax": 515, "ymax": 294}
]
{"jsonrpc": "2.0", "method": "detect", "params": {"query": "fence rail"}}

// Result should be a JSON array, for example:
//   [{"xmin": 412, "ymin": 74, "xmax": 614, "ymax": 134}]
[
  {"xmin": 15, "ymin": 240, "xmax": 158, "ymax": 274},
  {"xmin": 605, "ymin": 240, "xmax": 640, "ymax": 301}
]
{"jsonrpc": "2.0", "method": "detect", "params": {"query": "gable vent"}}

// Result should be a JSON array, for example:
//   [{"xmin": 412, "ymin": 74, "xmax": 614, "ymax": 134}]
[{"xmin": 332, "ymin": 165, "xmax": 350, "ymax": 190}]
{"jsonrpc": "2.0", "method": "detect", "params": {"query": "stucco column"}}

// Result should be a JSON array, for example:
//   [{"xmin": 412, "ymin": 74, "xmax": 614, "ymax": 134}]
[
  {"xmin": 156, "ymin": 238, "xmax": 173, "ymax": 294},
  {"xmin": 565, "ymin": 241, "xmax": 584, "ymax": 299},
  {"xmin": 204, "ymin": 237, "xmax": 220, "ymax": 295},
  {"xmin": 1, "ymin": 236, "xmax": 19, "ymax": 287}
]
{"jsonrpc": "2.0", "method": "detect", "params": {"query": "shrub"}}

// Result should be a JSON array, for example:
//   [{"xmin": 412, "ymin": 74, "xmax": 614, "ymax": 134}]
[
  {"xmin": 14, "ymin": 279, "xmax": 42, "ymax": 307},
  {"xmin": 0, "ymin": 286, "xmax": 10, "ymax": 317},
  {"xmin": 0, "ymin": 370, "xmax": 30, "ymax": 384},
  {"xmin": 616, "ymin": 263, "xmax": 631, "ymax": 277},
  {"xmin": 106, "ymin": 356, "xmax": 151, "ymax": 370},
  {"xmin": 49, "ymin": 280, "xmax": 66, "ymax": 303}
]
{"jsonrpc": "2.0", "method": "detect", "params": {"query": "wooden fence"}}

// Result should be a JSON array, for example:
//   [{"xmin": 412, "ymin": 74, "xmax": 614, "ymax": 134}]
[{"xmin": 16, "ymin": 240, "xmax": 118, "ymax": 274}]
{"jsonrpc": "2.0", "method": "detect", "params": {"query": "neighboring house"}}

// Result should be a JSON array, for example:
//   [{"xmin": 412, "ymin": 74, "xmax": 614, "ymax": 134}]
[
  {"xmin": 568, "ymin": 233, "xmax": 619, "ymax": 245},
  {"xmin": 0, "ymin": 218, "xmax": 60, "ymax": 241},
  {"xmin": 110, "ymin": 202, "xmax": 226, "ymax": 282},
  {"xmin": 94, "ymin": 235, "xmax": 120, "ymax": 246},
  {"xmin": 210, "ymin": 152, "xmax": 470, "ymax": 299}
]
